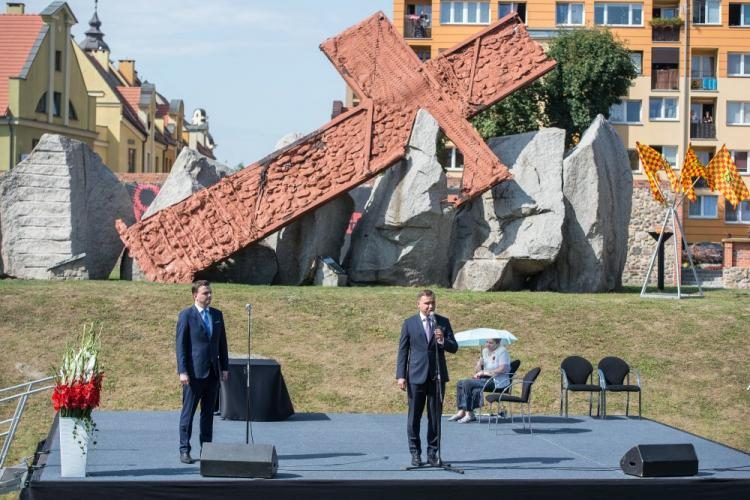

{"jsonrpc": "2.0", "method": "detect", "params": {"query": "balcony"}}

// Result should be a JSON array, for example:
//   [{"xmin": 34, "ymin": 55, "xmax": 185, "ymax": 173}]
[
  {"xmin": 404, "ymin": 15, "xmax": 431, "ymax": 39},
  {"xmin": 652, "ymin": 25, "xmax": 680, "ymax": 42},
  {"xmin": 690, "ymin": 122, "xmax": 716, "ymax": 139},
  {"xmin": 691, "ymin": 73, "xmax": 717, "ymax": 91},
  {"xmin": 652, "ymin": 68, "xmax": 679, "ymax": 90}
]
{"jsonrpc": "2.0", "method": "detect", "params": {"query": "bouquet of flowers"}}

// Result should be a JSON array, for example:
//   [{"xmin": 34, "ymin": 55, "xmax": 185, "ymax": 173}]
[{"xmin": 52, "ymin": 323, "xmax": 104, "ymax": 441}]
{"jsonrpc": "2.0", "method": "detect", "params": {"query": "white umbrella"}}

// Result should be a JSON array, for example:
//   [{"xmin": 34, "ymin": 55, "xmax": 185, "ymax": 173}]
[{"xmin": 454, "ymin": 328, "xmax": 518, "ymax": 347}]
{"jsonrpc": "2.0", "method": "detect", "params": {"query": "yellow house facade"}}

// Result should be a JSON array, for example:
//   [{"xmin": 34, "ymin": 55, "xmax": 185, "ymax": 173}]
[
  {"xmin": 392, "ymin": 0, "xmax": 750, "ymax": 242},
  {"xmin": 0, "ymin": 1, "xmax": 97, "ymax": 171}
]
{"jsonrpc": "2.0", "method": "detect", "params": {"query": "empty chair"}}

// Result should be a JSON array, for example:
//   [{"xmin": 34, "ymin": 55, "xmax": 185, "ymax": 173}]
[
  {"xmin": 560, "ymin": 356, "xmax": 601, "ymax": 417},
  {"xmin": 477, "ymin": 359, "xmax": 521, "ymax": 423},
  {"xmin": 485, "ymin": 367, "xmax": 541, "ymax": 434},
  {"xmin": 598, "ymin": 357, "xmax": 642, "ymax": 418}
]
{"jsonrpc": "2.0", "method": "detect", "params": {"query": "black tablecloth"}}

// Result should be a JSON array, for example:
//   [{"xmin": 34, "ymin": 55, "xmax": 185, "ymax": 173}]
[{"xmin": 219, "ymin": 358, "xmax": 294, "ymax": 421}]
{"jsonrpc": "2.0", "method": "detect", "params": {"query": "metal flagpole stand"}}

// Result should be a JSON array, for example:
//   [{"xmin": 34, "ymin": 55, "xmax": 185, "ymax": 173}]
[{"xmin": 640, "ymin": 189, "xmax": 704, "ymax": 300}]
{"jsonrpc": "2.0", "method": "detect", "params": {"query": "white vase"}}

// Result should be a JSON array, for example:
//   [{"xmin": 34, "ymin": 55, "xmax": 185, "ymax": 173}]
[{"xmin": 58, "ymin": 416, "xmax": 90, "ymax": 477}]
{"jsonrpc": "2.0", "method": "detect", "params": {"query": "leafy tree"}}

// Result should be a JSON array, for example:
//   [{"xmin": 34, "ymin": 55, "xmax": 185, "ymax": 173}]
[{"xmin": 471, "ymin": 28, "xmax": 637, "ymax": 148}]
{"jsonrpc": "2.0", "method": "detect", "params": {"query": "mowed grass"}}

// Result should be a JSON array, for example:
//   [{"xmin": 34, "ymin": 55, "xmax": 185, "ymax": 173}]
[{"xmin": 0, "ymin": 280, "xmax": 748, "ymax": 470}]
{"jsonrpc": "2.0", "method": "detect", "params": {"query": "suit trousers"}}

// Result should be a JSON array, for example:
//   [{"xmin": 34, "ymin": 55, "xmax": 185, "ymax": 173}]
[
  {"xmin": 179, "ymin": 370, "xmax": 219, "ymax": 453},
  {"xmin": 407, "ymin": 379, "xmax": 445, "ymax": 455}
]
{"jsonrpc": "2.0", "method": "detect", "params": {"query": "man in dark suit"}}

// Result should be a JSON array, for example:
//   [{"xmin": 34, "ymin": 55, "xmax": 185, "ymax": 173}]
[
  {"xmin": 176, "ymin": 280, "xmax": 229, "ymax": 464},
  {"xmin": 396, "ymin": 289, "xmax": 458, "ymax": 466}
]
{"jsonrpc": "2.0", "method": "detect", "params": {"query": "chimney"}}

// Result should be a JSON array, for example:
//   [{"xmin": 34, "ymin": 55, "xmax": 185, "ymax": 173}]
[
  {"xmin": 118, "ymin": 59, "xmax": 137, "ymax": 86},
  {"xmin": 6, "ymin": 2, "xmax": 25, "ymax": 14}
]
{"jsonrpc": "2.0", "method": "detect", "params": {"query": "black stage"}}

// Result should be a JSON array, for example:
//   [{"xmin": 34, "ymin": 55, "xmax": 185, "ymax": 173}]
[{"xmin": 22, "ymin": 411, "xmax": 750, "ymax": 500}]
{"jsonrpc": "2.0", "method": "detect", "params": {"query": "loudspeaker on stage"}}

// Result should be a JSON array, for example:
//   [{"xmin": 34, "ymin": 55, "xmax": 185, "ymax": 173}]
[
  {"xmin": 620, "ymin": 443, "xmax": 698, "ymax": 477},
  {"xmin": 200, "ymin": 443, "xmax": 278, "ymax": 479}
]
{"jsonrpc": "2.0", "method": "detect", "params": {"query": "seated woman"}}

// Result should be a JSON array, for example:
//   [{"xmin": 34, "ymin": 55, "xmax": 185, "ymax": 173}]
[{"xmin": 449, "ymin": 337, "xmax": 511, "ymax": 423}]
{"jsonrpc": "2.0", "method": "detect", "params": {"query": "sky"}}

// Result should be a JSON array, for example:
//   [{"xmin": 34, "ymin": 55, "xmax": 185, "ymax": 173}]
[{"xmin": 23, "ymin": 0, "xmax": 392, "ymax": 167}]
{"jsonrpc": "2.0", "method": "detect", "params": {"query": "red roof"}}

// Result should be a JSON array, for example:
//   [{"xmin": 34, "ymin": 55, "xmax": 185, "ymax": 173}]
[
  {"xmin": 117, "ymin": 86, "xmax": 142, "ymax": 119},
  {"xmin": 0, "ymin": 15, "xmax": 44, "ymax": 115},
  {"xmin": 156, "ymin": 103, "xmax": 170, "ymax": 118}
]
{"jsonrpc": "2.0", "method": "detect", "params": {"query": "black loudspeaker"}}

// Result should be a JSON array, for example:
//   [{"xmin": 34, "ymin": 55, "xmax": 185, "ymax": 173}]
[
  {"xmin": 200, "ymin": 443, "xmax": 278, "ymax": 478},
  {"xmin": 620, "ymin": 444, "xmax": 698, "ymax": 477}
]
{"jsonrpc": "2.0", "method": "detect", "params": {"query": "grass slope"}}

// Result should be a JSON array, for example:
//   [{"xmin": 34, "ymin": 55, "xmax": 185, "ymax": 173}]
[{"xmin": 0, "ymin": 280, "xmax": 748, "ymax": 470}]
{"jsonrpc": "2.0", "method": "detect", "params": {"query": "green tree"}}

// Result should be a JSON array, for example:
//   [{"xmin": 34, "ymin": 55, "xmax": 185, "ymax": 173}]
[{"xmin": 472, "ymin": 28, "xmax": 637, "ymax": 148}]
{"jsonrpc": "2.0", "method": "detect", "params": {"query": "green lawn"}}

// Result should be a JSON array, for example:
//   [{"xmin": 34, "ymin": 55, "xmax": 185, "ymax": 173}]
[{"xmin": 1, "ymin": 280, "xmax": 748, "ymax": 471}]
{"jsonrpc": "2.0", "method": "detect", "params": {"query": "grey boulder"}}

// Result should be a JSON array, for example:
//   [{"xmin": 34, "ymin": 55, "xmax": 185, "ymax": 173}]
[
  {"xmin": 533, "ymin": 115, "xmax": 632, "ymax": 291},
  {"xmin": 0, "ymin": 134, "xmax": 134, "ymax": 279},
  {"xmin": 451, "ymin": 128, "xmax": 566, "ymax": 291},
  {"xmin": 345, "ymin": 109, "xmax": 454, "ymax": 286}
]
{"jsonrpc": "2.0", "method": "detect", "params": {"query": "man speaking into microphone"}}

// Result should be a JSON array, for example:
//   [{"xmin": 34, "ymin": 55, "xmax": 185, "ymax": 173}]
[{"xmin": 396, "ymin": 290, "xmax": 458, "ymax": 466}]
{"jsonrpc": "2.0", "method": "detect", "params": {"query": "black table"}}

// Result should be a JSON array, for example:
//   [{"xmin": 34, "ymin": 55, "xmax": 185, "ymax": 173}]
[{"xmin": 219, "ymin": 358, "xmax": 294, "ymax": 421}]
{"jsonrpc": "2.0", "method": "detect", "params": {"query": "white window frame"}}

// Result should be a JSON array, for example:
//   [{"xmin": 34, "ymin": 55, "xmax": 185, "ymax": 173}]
[
  {"xmin": 594, "ymin": 2, "xmax": 644, "ymax": 26},
  {"xmin": 652, "ymin": 145, "xmax": 678, "ymax": 167},
  {"xmin": 730, "ymin": 3, "xmax": 750, "ymax": 26},
  {"xmin": 688, "ymin": 194, "xmax": 719, "ymax": 219},
  {"xmin": 609, "ymin": 100, "xmax": 642, "ymax": 124},
  {"xmin": 725, "ymin": 200, "xmax": 750, "ymax": 223},
  {"xmin": 629, "ymin": 51, "xmax": 643, "ymax": 74},
  {"xmin": 498, "ymin": 2, "xmax": 526, "ymax": 22},
  {"xmin": 730, "ymin": 150, "xmax": 749, "ymax": 173},
  {"xmin": 556, "ymin": 2, "xmax": 585, "ymax": 25},
  {"xmin": 649, "ymin": 97, "xmax": 679, "ymax": 121},
  {"xmin": 727, "ymin": 101, "xmax": 750, "ymax": 125},
  {"xmin": 693, "ymin": 0, "xmax": 721, "ymax": 25},
  {"xmin": 440, "ymin": 1, "xmax": 491, "ymax": 24},
  {"xmin": 728, "ymin": 52, "xmax": 750, "ymax": 76}
]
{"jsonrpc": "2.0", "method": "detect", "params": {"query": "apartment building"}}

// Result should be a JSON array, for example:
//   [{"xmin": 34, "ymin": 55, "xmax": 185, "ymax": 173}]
[{"xmin": 393, "ymin": 0, "xmax": 750, "ymax": 243}]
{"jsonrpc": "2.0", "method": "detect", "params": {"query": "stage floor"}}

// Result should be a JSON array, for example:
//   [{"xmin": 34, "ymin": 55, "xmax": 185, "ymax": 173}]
[{"xmin": 33, "ymin": 411, "xmax": 749, "ymax": 482}]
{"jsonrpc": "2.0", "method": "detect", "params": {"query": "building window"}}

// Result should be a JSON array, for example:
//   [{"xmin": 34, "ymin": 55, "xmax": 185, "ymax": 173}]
[
  {"xmin": 127, "ymin": 148, "xmax": 136, "ymax": 173},
  {"xmin": 54, "ymin": 50, "xmax": 62, "ymax": 72},
  {"xmin": 594, "ymin": 3, "xmax": 643, "ymax": 26},
  {"xmin": 730, "ymin": 150, "xmax": 748, "ymax": 173},
  {"xmin": 69, "ymin": 100, "xmax": 78, "ymax": 121},
  {"xmin": 728, "ymin": 53, "xmax": 750, "ymax": 76},
  {"xmin": 609, "ymin": 100, "xmax": 642, "ymax": 124},
  {"xmin": 688, "ymin": 194, "xmax": 718, "ymax": 218},
  {"xmin": 693, "ymin": 0, "xmax": 721, "ymax": 24},
  {"xmin": 725, "ymin": 200, "xmax": 750, "ymax": 222},
  {"xmin": 31, "ymin": 138, "xmax": 40, "ymax": 150},
  {"xmin": 629, "ymin": 51, "xmax": 643, "ymax": 74},
  {"xmin": 649, "ymin": 97, "xmax": 678, "ymax": 120},
  {"xmin": 727, "ymin": 101, "xmax": 750, "ymax": 124},
  {"xmin": 651, "ymin": 145, "xmax": 678, "ymax": 167},
  {"xmin": 498, "ymin": 2, "xmax": 526, "ymax": 22},
  {"xmin": 653, "ymin": 6, "xmax": 680, "ymax": 18},
  {"xmin": 729, "ymin": 3, "xmax": 750, "ymax": 26},
  {"xmin": 412, "ymin": 46, "xmax": 431, "ymax": 61},
  {"xmin": 35, "ymin": 92, "xmax": 62, "ymax": 116},
  {"xmin": 627, "ymin": 149, "xmax": 640, "ymax": 170},
  {"xmin": 556, "ymin": 2, "xmax": 584, "ymax": 25},
  {"xmin": 440, "ymin": 1, "xmax": 491, "ymax": 24}
]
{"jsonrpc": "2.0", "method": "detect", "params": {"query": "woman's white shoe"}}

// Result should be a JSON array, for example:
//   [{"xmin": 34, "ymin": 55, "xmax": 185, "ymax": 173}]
[
  {"xmin": 458, "ymin": 413, "xmax": 476, "ymax": 423},
  {"xmin": 448, "ymin": 412, "xmax": 465, "ymax": 422}
]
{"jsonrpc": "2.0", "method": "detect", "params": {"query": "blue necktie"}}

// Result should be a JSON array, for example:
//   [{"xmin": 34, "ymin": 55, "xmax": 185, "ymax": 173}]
[{"xmin": 202, "ymin": 309, "xmax": 212, "ymax": 337}]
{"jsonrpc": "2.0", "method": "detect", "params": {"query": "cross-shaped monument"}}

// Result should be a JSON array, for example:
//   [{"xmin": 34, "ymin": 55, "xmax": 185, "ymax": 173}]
[{"xmin": 116, "ymin": 12, "xmax": 556, "ymax": 283}]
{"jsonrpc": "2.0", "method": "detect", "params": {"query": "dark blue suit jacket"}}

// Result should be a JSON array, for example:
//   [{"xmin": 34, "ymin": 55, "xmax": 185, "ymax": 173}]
[
  {"xmin": 176, "ymin": 306, "xmax": 229, "ymax": 379},
  {"xmin": 396, "ymin": 313, "xmax": 458, "ymax": 385}
]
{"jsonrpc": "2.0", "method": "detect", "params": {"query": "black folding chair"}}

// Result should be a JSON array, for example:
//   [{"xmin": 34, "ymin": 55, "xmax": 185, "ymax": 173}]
[
  {"xmin": 597, "ymin": 356, "xmax": 642, "ymax": 418},
  {"xmin": 477, "ymin": 359, "xmax": 521, "ymax": 423},
  {"xmin": 485, "ymin": 367, "xmax": 541, "ymax": 434},
  {"xmin": 560, "ymin": 356, "xmax": 601, "ymax": 417}
]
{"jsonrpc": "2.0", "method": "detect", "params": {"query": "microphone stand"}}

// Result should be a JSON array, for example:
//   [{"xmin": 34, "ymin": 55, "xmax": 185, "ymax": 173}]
[
  {"xmin": 244, "ymin": 304, "xmax": 254, "ymax": 445},
  {"xmin": 406, "ymin": 317, "xmax": 463, "ymax": 474}
]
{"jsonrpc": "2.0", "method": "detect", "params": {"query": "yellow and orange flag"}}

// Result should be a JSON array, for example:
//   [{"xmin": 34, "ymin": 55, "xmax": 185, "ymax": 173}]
[
  {"xmin": 680, "ymin": 145, "xmax": 707, "ymax": 202},
  {"xmin": 705, "ymin": 145, "xmax": 750, "ymax": 209},
  {"xmin": 635, "ymin": 142, "xmax": 675, "ymax": 204}
]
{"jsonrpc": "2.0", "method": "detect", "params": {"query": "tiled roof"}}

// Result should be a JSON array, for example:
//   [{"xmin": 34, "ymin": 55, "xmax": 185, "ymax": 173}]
[
  {"xmin": 0, "ymin": 15, "xmax": 45, "ymax": 115},
  {"xmin": 156, "ymin": 103, "xmax": 170, "ymax": 118}
]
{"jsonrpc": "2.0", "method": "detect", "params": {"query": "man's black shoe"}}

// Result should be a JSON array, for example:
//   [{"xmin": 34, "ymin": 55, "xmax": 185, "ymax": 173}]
[
  {"xmin": 427, "ymin": 453, "xmax": 441, "ymax": 466},
  {"xmin": 410, "ymin": 452, "xmax": 422, "ymax": 467},
  {"xmin": 180, "ymin": 452, "xmax": 193, "ymax": 464}
]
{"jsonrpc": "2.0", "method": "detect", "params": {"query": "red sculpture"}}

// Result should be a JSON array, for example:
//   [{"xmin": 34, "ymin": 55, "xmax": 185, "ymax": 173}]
[{"xmin": 116, "ymin": 13, "xmax": 555, "ymax": 283}]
